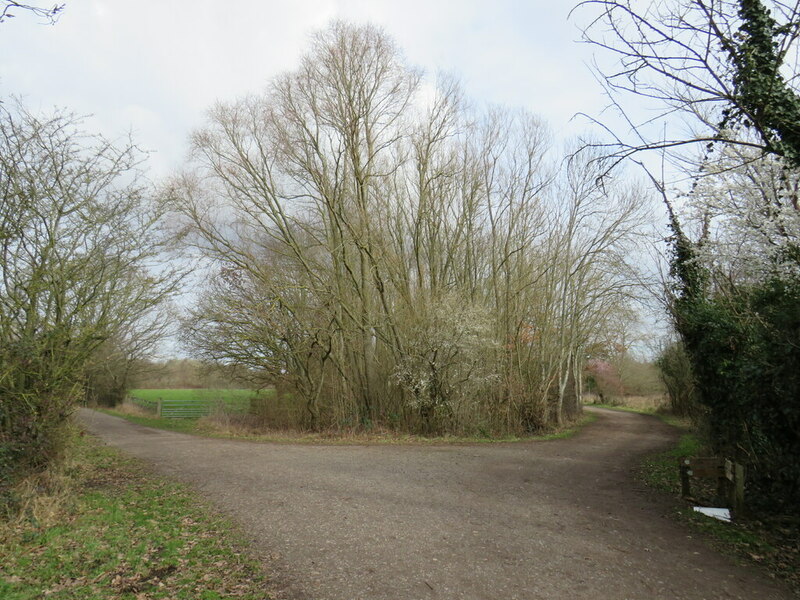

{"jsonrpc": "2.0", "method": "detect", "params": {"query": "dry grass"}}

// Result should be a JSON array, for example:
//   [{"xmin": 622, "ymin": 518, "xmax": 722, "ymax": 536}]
[
  {"xmin": 4, "ymin": 467, "xmax": 72, "ymax": 528},
  {"xmin": 583, "ymin": 393, "xmax": 669, "ymax": 412},
  {"xmin": 619, "ymin": 395, "xmax": 670, "ymax": 411},
  {"xmin": 197, "ymin": 410, "xmax": 262, "ymax": 436},
  {"xmin": 2, "ymin": 424, "xmax": 85, "ymax": 526},
  {"xmin": 112, "ymin": 400, "xmax": 155, "ymax": 418},
  {"xmin": 177, "ymin": 410, "xmax": 596, "ymax": 445}
]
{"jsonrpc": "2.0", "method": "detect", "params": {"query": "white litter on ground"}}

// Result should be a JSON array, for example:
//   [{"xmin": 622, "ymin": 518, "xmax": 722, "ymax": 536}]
[{"xmin": 693, "ymin": 507, "xmax": 731, "ymax": 522}]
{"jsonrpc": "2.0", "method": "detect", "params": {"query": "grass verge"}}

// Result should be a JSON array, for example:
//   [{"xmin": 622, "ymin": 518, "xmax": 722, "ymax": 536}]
[
  {"xmin": 0, "ymin": 433, "xmax": 273, "ymax": 600},
  {"xmin": 97, "ymin": 406, "xmax": 598, "ymax": 445}
]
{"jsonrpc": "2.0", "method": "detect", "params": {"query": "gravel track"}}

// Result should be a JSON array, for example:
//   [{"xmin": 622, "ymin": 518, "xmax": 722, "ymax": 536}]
[{"xmin": 78, "ymin": 407, "xmax": 793, "ymax": 600}]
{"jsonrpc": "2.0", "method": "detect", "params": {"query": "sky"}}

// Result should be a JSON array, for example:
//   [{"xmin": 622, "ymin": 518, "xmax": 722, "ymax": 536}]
[
  {"xmin": 0, "ymin": 0, "xmax": 608, "ymax": 179},
  {"xmin": 1, "ymin": 1, "xmax": 671, "ymax": 355}
]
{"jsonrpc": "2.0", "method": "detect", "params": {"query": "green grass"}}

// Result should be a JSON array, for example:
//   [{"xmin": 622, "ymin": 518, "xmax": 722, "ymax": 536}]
[
  {"xmin": 129, "ymin": 388, "xmax": 268, "ymax": 403},
  {"xmin": 124, "ymin": 388, "xmax": 275, "ymax": 421},
  {"xmin": 128, "ymin": 389, "xmax": 271, "ymax": 416},
  {"xmin": 0, "ymin": 435, "xmax": 272, "ymax": 599},
  {"xmin": 102, "ymin": 410, "xmax": 205, "ymax": 434},
  {"xmin": 639, "ymin": 431, "xmax": 703, "ymax": 494}
]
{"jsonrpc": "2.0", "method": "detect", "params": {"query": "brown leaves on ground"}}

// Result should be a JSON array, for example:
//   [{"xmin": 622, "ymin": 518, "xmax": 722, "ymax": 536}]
[{"xmin": 1, "ymin": 435, "xmax": 275, "ymax": 600}]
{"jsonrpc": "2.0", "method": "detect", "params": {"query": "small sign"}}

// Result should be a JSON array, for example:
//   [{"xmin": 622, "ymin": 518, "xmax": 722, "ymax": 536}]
[{"xmin": 684, "ymin": 457, "xmax": 724, "ymax": 479}]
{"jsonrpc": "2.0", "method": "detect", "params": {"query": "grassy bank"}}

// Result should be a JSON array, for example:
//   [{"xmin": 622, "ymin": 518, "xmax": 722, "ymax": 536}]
[{"xmin": 0, "ymin": 433, "xmax": 273, "ymax": 600}]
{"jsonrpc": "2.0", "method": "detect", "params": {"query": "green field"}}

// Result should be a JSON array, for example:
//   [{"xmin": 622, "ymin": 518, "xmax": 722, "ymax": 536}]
[
  {"xmin": 129, "ymin": 389, "xmax": 265, "ymax": 403},
  {"xmin": 127, "ymin": 388, "xmax": 273, "ymax": 417}
]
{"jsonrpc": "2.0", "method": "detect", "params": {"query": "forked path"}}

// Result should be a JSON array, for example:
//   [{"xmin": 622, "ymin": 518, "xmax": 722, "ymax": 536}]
[{"xmin": 78, "ymin": 408, "xmax": 793, "ymax": 600}]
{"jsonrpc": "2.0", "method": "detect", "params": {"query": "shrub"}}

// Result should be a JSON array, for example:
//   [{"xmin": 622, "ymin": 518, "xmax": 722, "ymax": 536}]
[
  {"xmin": 656, "ymin": 341, "xmax": 700, "ymax": 418},
  {"xmin": 676, "ymin": 270, "xmax": 800, "ymax": 514}
]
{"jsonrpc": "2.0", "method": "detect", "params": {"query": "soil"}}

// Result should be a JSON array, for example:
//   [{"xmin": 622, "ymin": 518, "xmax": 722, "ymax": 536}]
[{"xmin": 77, "ymin": 407, "xmax": 795, "ymax": 600}]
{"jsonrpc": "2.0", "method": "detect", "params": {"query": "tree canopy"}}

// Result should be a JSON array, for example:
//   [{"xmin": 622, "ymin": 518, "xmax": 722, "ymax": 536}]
[{"xmin": 170, "ymin": 22, "xmax": 650, "ymax": 434}]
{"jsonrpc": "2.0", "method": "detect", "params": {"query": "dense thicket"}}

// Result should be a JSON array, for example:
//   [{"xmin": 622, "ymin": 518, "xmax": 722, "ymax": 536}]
[
  {"xmin": 674, "ymin": 270, "xmax": 800, "ymax": 511},
  {"xmin": 0, "ymin": 103, "xmax": 178, "ymax": 504},
  {"xmin": 172, "ymin": 23, "xmax": 648, "ymax": 435}
]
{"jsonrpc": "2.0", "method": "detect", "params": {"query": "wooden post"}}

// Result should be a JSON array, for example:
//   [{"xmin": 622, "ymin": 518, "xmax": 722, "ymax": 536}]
[
  {"xmin": 680, "ymin": 456, "xmax": 745, "ymax": 518},
  {"xmin": 729, "ymin": 463, "xmax": 745, "ymax": 517},
  {"xmin": 157, "ymin": 398, "xmax": 163, "ymax": 418},
  {"xmin": 679, "ymin": 458, "xmax": 691, "ymax": 497}
]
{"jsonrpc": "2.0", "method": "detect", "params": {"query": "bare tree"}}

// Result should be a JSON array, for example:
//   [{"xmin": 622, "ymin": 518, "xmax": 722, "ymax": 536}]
[
  {"xmin": 0, "ymin": 1, "xmax": 64, "ymax": 24},
  {"xmin": 172, "ymin": 22, "xmax": 648, "ymax": 434},
  {"xmin": 574, "ymin": 0, "xmax": 800, "ymax": 170},
  {"xmin": 0, "ymin": 101, "xmax": 181, "ymax": 487}
]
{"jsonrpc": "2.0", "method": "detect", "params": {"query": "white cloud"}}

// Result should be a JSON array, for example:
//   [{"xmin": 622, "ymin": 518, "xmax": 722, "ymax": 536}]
[{"xmin": 0, "ymin": 1, "xmax": 605, "ymax": 178}]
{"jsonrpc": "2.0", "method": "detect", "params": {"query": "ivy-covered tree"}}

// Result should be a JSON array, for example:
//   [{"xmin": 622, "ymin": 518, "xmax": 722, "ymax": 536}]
[{"xmin": 578, "ymin": 0, "xmax": 800, "ymax": 512}]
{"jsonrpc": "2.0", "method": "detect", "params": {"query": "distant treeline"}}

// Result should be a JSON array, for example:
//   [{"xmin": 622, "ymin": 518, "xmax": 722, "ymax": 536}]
[{"xmin": 131, "ymin": 359, "xmax": 255, "ymax": 391}]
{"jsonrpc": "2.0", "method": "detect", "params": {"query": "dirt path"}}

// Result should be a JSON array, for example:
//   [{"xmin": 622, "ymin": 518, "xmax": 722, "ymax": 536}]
[{"xmin": 77, "ymin": 408, "xmax": 793, "ymax": 600}]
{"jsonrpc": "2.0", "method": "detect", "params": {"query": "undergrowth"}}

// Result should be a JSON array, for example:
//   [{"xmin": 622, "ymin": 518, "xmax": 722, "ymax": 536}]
[{"xmin": 99, "ymin": 405, "xmax": 597, "ymax": 445}]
